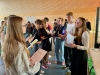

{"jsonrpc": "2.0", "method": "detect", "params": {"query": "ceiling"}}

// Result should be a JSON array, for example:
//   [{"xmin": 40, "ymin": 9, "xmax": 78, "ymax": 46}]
[{"xmin": 0, "ymin": 0, "xmax": 100, "ymax": 17}]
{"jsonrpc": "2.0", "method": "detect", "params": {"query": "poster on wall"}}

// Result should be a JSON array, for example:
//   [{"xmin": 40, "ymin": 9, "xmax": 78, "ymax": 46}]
[{"xmin": 26, "ymin": 16, "xmax": 36, "ymax": 24}]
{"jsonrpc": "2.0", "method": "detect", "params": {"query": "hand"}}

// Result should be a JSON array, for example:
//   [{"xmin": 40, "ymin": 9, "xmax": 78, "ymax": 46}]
[
  {"xmin": 26, "ymin": 37, "xmax": 30, "ymax": 41},
  {"xmin": 51, "ymin": 33, "xmax": 54, "ymax": 36},
  {"xmin": 36, "ymin": 41, "xmax": 41, "ymax": 44},
  {"xmin": 41, "ymin": 36, "xmax": 46, "ymax": 40},
  {"xmin": 59, "ymin": 34, "xmax": 66, "ymax": 39},
  {"xmin": 64, "ymin": 30, "xmax": 67, "ymax": 35},
  {"xmin": 69, "ymin": 43, "xmax": 77, "ymax": 48},
  {"xmin": 29, "ymin": 37, "xmax": 34, "ymax": 43}
]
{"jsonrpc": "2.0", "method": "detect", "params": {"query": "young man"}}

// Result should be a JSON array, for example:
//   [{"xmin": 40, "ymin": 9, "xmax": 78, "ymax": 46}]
[
  {"xmin": 64, "ymin": 12, "xmax": 75, "ymax": 72},
  {"xmin": 44, "ymin": 17, "xmax": 52, "ymax": 31},
  {"xmin": 53, "ymin": 17, "xmax": 65, "ymax": 65},
  {"xmin": 59, "ymin": 12, "xmax": 75, "ymax": 73}
]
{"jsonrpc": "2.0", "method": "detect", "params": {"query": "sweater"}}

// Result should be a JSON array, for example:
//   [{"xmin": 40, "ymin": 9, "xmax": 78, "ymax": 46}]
[{"xmin": 1, "ymin": 42, "xmax": 40, "ymax": 75}]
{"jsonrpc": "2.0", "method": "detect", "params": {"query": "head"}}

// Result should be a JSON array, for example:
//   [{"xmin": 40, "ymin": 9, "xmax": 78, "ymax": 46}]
[
  {"xmin": 3, "ymin": 16, "xmax": 30, "ymax": 68},
  {"xmin": 86, "ymin": 19, "xmax": 88, "ymax": 22},
  {"xmin": 74, "ymin": 17, "xmax": 87, "ymax": 44},
  {"xmin": 41, "ymin": 20, "xmax": 47, "ymax": 29},
  {"xmin": 75, "ymin": 17, "xmax": 86, "ymax": 29},
  {"xmin": 66, "ymin": 12, "xmax": 73, "ymax": 23},
  {"xmin": 31, "ymin": 23, "xmax": 35, "ymax": 28},
  {"xmin": 54, "ymin": 19, "xmax": 56, "ymax": 21},
  {"xmin": 44, "ymin": 17, "xmax": 49, "ymax": 22},
  {"xmin": 65, "ymin": 19, "xmax": 67, "ymax": 22},
  {"xmin": 35, "ymin": 19, "xmax": 42, "ymax": 29},
  {"xmin": 57, "ymin": 17, "xmax": 63, "ymax": 25},
  {"xmin": 4, "ymin": 17, "xmax": 8, "ymax": 21},
  {"xmin": 1, "ymin": 21, "xmax": 5, "ymax": 26}
]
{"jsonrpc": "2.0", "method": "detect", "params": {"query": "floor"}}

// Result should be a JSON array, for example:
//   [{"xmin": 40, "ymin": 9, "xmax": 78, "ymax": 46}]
[{"xmin": 41, "ymin": 55, "xmax": 67, "ymax": 75}]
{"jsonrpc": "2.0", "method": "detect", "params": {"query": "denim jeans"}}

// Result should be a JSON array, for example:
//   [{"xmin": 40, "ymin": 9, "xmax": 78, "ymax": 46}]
[
  {"xmin": 55, "ymin": 38, "xmax": 65, "ymax": 62},
  {"xmin": 24, "ymin": 33, "xmax": 30, "ymax": 39},
  {"xmin": 29, "ymin": 43, "xmax": 42, "ymax": 57}
]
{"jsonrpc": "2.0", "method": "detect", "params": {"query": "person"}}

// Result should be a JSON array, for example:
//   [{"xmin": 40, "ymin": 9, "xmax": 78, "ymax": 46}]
[
  {"xmin": 1, "ymin": 16, "xmax": 40, "ymax": 75},
  {"xmin": 53, "ymin": 17, "xmax": 65, "ymax": 65},
  {"xmin": 69, "ymin": 17, "xmax": 89, "ymax": 75},
  {"xmin": 64, "ymin": 19, "xmax": 68, "ymax": 30},
  {"xmin": 86, "ymin": 19, "xmax": 91, "ymax": 31},
  {"xmin": 25, "ymin": 21, "xmax": 32, "ymax": 38},
  {"xmin": 27, "ymin": 19, "xmax": 42, "ymax": 57},
  {"xmin": 40, "ymin": 20, "xmax": 52, "ymax": 69},
  {"xmin": 53, "ymin": 22, "xmax": 58, "ymax": 44},
  {"xmin": 59, "ymin": 12, "xmax": 75, "ymax": 73},
  {"xmin": 44, "ymin": 17, "xmax": 52, "ymax": 31},
  {"xmin": 0, "ymin": 21, "xmax": 5, "ymax": 46}
]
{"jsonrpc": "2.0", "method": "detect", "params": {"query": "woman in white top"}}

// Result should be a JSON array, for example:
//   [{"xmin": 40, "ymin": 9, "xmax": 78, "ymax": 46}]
[
  {"xmin": 69, "ymin": 17, "xmax": 89, "ymax": 75},
  {"xmin": 1, "ymin": 16, "xmax": 40, "ymax": 75}
]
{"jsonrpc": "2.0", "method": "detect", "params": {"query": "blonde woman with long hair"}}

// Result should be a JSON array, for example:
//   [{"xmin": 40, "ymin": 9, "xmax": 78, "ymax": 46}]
[
  {"xmin": 69, "ymin": 17, "xmax": 89, "ymax": 75},
  {"xmin": 1, "ymin": 16, "xmax": 40, "ymax": 75}
]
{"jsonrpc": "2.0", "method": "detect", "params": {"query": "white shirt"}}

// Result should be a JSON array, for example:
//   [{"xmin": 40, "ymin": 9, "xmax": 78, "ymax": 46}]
[{"xmin": 64, "ymin": 23, "xmax": 75, "ymax": 47}]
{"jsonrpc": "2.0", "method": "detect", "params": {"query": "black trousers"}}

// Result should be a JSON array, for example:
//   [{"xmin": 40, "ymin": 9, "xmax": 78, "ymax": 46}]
[{"xmin": 64, "ymin": 46, "xmax": 72, "ymax": 70}]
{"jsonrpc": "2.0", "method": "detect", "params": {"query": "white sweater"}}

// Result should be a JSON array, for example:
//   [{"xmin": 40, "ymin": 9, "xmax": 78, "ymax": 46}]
[
  {"xmin": 76, "ymin": 31, "xmax": 89, "ymax": 50},
  {"xmin": 1, "ymin": 42, "xmax": 40, "ymax": 75}
]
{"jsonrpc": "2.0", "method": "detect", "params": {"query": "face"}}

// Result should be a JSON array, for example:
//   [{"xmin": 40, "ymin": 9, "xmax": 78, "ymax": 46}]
[
  {"xmin": 36, "ymin": 24, "xmax": 39, "ymax": 28},
  {"xmin": 66, "ymin": 16, "xmax": 73, "ymax": 22},
  {"xmin": 57, "ymin": 19, "xmax": 61, "ymax": 24},
  {"xmin": 75, "ymin": 19, "xmax": 83, "ymax": 28},
  {"xmin": 39, "ymin": 24, "xmax": 43, "ymax": 28}
]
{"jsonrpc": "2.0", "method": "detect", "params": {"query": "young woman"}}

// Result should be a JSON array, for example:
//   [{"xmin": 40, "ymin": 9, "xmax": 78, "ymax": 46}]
[
  {"xmin": 40, "ymin": 20, "xmax": 52, "ymax": 69},
  {"xmin": 1, "ymin": 16, "xmax": 40, "ymax": 75},
  {"xmin": 69, "ymin": 17, "xmax": 89, "ymax": 75}
]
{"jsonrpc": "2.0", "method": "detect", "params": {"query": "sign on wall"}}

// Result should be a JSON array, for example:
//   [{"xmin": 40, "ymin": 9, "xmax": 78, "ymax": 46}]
[{"xmin": 26, "ymin": 16, "xmax": 36, "ymax": 24}]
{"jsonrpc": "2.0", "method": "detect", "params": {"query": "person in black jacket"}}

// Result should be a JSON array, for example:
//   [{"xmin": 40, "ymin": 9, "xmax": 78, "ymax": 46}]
[
  {"xmin": 86, "ymin": 19, "xmax": 91, "ymax": 31},
  {"xmin": 40, "ymin": 20, "xmax": 52, "ymax": 69},
  {"xmin": 64, "ymin": 19, "xmax": 68, "ymax": 30}
]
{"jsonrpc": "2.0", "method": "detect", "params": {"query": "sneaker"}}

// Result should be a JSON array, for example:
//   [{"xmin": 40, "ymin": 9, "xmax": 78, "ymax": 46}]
[
  {"xmin": 62, "ymin": 66, "xmax": 66, "ymax": 70},
  {"xmin": 68, "ymin": 70, "xmax": 71, "ymax": 73},
  {"xmin": 66, "ymin": 70, "xmax": 71, "ymax": 75},
  {"xmin": 42, "ymin": 65, "xmax": 48, "ymax": 69},
  {"xmin": 62, "ymin": 62, "xmax": 65, "ymax": 66},
  {"xmin": 41, "ymin": 70, "xmax": 44, "ymax": 73},
  {"xmin": 54, "ymin": 61, "xmax": 57, "ymax": 64},
  {"xmin": 47, "ymin": 61, "xmax": 51, "ymax": 65}
]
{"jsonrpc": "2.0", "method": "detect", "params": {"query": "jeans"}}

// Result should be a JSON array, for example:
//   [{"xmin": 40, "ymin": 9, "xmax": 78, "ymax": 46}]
[
  {"xmin": 29, "ymin": 43, "xmax": 42, "ymax": 57},
  {"xmin": 64, "ymin": 46, "xmax": 72, "ymax": 70},
  {"xmin": 55, "ymin": 38, "xmax": 65, "ymax": 62},
  {"xmin": 24, "ymin": 33, "xmax": 30, "ymax": 39}
]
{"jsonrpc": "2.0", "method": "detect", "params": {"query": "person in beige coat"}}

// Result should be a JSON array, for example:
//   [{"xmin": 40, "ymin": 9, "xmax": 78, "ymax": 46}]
[{"xmin": 1, "ymin": 16, "xmax": 40, "ymax": 75}]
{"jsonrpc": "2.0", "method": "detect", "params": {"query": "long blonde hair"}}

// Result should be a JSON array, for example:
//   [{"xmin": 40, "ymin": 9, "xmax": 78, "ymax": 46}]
[
  {"xmin": 2, "ymin": 16, "xmax": 30, "ymax": 68},
  {"xmin": 74, "ymin": 17, "xmax": 87, "ymax": 44}
]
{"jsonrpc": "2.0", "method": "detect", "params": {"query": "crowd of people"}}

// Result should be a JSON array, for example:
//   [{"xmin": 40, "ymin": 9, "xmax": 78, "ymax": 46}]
[{"xmin": 0, "ymin": 12, "xmax": 90, "ymax": 75}]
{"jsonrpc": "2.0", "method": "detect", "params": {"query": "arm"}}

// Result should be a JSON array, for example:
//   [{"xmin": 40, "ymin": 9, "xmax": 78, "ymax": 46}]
[
  {"xmin": 69, "ymin": 31, "xmax": 89, "ymax": 50},
  {"xmin": 77, "ymin": 31, "xmax": 89, "ymax": 50},
  {"xmin": 15, "ymin": 43, "xmax": 40, "ymax": 75}
]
